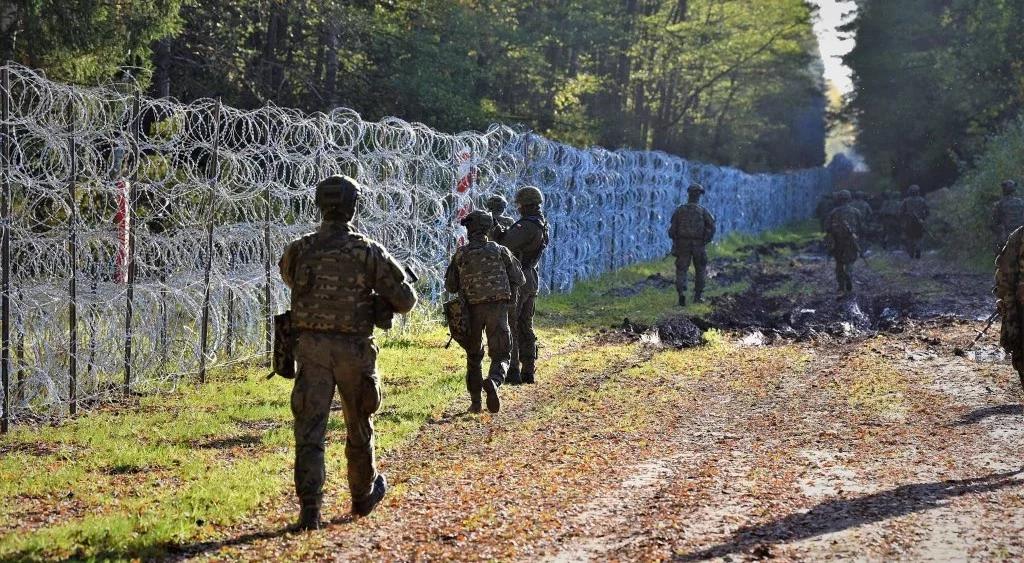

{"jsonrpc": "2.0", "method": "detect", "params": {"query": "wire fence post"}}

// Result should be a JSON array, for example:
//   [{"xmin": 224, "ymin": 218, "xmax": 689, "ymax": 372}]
[
  {"xmin": 198, "ymin": 100, "xmax": 221, "ymax": 383},
  {"xmin": 1, "ymin": 65, "xmax": 10, "ymax": 433},
  {"xmin": 67, "ymin": 98, "xmax": 78, "ymax": 415},
  {"xmin": 123, "ymin": 91, "xmax": 141, "ymax": 396},
  {"xmin": 263, "ymin": 110, "xmax": 273, "ymax": 365}
]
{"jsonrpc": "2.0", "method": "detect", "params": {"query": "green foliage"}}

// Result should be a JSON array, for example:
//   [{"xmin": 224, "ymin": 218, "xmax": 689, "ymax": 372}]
[
  {"xmin": 1, "ymin": 1, "xmax": 184, "ymax": 84},
  {"xmin": 7, "ymin": 0, "xmax": 825, "ymax": 172},
  {"xmin": 845, "ymin": 0, "xmax": 1024, "ymax": 189},
  {"xmin": 933, "ymin": 115, "xmax": 1024, "ymax": 266}
]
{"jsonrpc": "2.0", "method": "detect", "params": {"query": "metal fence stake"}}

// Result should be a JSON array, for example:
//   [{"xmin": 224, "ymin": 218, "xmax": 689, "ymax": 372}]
[
  {"xmin": 67, "ymin": 99, "xmax": 78, "ymax": 415},
  {"xmin": 198, "ymin": 100, "xmax": 222, "ymax": 383}
]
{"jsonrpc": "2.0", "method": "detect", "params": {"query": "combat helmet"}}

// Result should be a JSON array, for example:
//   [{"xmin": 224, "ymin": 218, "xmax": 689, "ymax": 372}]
[
  {"xmin": 687, "ymin": 183, "xmax": 706, "ymax": 196},
  {"xmin": 1002, "ymin": 179, "xmax": 1018, "ymax": 195},
  {"xmin": 485, "ymin": 194, "xmax": 508, "ymax": 213},
  {"xmin": 315, "ymin": 175, "xmax": 360, "ymax": 212},
  {"xmin": 460, "ymin": 210, "xmax": 494, "ymax": 234},
  {"xmin": 836, "ymin": 189, "xmax": 852, "ymax": 203},
  {"xmin": 515, "ymin": 186, "xmax": 544, "ymax": 206},
  {"xmin": 908, "ymin": 185, "xmax": 921, "ymax": 196}
]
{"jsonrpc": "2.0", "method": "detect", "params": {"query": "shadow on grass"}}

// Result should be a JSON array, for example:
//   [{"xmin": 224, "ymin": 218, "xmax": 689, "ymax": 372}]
[
  {"xmin": 674, "ymin": 469, "xmax": 1023, "ymax": 561},
  {"xmin": 950, "ymin": 404, "xmax": 1023, "ymax": 426}
]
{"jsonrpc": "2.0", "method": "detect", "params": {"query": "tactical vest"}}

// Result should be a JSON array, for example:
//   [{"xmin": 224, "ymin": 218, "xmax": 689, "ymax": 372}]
[
  {"xmin": 291, "ymin": 231, "xmax": 376, "ymax": 335},
  {"xmin": 902, "ymin": 197, "xmax": 928, "ymax": 218},
  {"xmin": 999, "ymin": 196, "xmax": 1024, "ymax": 229},
  {"xmin": 457, "ymin": 242, "xmax": 512, "ymax": 304},
  {"xmin": 673, "ymin": 204, "xmax": 706, "ymax": 240},
  {"xmin": 518, "ymin": 216, "xmax": 549, "ymax": 268}
]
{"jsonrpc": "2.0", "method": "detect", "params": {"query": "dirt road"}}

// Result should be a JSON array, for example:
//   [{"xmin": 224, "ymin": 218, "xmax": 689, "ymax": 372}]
[{"xmin": 174, "ymin": 242, "xmax": 1024, "ymax": 561}]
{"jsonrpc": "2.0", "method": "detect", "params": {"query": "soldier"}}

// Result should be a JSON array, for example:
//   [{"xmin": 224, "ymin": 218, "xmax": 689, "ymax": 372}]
[
  {"xmin": 995, "ymin": 226, "xmax": 1024, "ymax": 389},
  {"xmin": 485, "ymin": 194, "xmax": 515, "ymax": 241},
  {"xmin": 825, "ymin": 190, "xmax": 863, "ymax": 296},
  {"xmin": 445, "ymin": 211, "xmax": 525, "ymax": 413},
  {"xmin": 878, "ymin": 190, "xmax": 902, "ymax": 250},
  {"xmin": 500, "ymin": 186, "xmax": 549, "ymax": 385},
  {"xmin": 668, "ymin": 183, "xmax": 717, "ymax": 307},
  {"xmin": 900, "ymin": 184, "xmax": 930, "ymax": 259},
  {"xmin": 279, "ymin": 175, "xmax": 417, "ymax": 530},
  {"xmin": 991, "ymin": 180, "xmax": 1024, "ymax": 254},
  {"xmin": 852, "ymin": 191, "xmax": 874, "ymax": 242}
]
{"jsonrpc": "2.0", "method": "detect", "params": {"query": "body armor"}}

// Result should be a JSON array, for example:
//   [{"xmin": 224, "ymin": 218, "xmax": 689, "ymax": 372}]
[
  {"xmin": 291, "ymin": 231, "xmax": 376, "ymax": 334},
  {"xmin": 455, "ymin": 241, "xmax": 513, "ymax": 304},
  {"xmin": 672, "ymin": 204, "xmax": 708, "ymax": 240}
]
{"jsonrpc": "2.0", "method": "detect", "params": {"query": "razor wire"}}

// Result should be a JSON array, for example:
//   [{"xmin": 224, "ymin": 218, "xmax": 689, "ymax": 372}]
[{"xmin": 0, "ymin": 63, "xmax": 830, "ymax": 421}]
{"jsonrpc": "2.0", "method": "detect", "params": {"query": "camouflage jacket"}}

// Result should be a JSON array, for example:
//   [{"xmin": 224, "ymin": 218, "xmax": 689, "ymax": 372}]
[
  {"xmin": 488, "ymin": 213, "xmax": 515, "ymax": 242},
  {"xmin": 992, "ymin": 195, "xmax": 1024, "ymax": 232},
  {"xmin": 995, "ymin": 227, "xmax": 1024, "ymax": 357},
  {"xmin": 900, "ymin": 196, "xmax": 930, "ymax": 221},
  {"xmin": 668, "ymin": 203, "xmax": 716, "ymax": 248},
  {"xmin": 280, "ymin": 221, "xmax": 417, "ymax": 335},
  {"xmin": 444, "ymin": 238, "xmax": 525, "ymax": 304},
  {"xmin": 500, "ymin": 215, "xmax": 549, "ymax": 296},
  {"xmin": 852, "ymin": 200, "xmax": 873, "ymax": 222}
]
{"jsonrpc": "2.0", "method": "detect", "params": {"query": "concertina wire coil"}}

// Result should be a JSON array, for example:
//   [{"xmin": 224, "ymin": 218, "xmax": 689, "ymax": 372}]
[{"xmin": 0, "ymin": 64, "xmax": 831, "ymax": 416}]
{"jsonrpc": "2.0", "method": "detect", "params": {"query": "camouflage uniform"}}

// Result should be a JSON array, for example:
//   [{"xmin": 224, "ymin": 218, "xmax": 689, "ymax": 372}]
[
  {"xmin": 900, "ymin": 185, "xmax": 929, "ymax": 259},
  {"xmin": 825, "ymin": 191, "xmax": 863, "ymax": 295},
  {"xmin": 445, "ymin": 211, "xmax": 525, "ymax": 413},
  {"xmin": 851, "ymin": 192, "xmax": 873, "ymax": 242},
  {"xmin": 669, "ymin": 184, "xmax": 716, "ymax": 306},
  {"xmin": 878, "ymin": 192, "xmax": 902, "ymax": 249},
  {"xmin": 496, "ymin": 187, "xmax": 549, "ymax": 385},
  {"xmin": 991, "ymin": 181, "xmax": 1024, "ymax": 254},
  {"xmin": 994, "ymin": 226, "xmax": 1024, "ymax": 387},
  {"xmin": 280, "ymin": 175, "xmax": 417, "ymax": 528},
  {"xmin": 485, "ymin": 195, "xmax": 516, "ymax": 242}
]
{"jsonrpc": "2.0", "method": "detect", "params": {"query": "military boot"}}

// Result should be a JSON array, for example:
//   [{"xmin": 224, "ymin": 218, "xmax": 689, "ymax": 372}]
[
  {"xmin": 506, "ymin": 367, "xmax": 522, "ymax": 385},
  {"xmin": 352, "ymin": 474, "xmax": 388, "ymax": 517},
  {"xmin": 678, "ymin": 294, "xmax": 686, "ymax": 307},
  {"xmin": 294, "ymin": 503, "xmax": 322, "ymax": 532},
  {"xmin": 482, "ymin": 379, "xmax": 501, "ymax": 413},
  {"xmin": 469, "ymin": 392, "xmax": 482, "ymax": 413}
]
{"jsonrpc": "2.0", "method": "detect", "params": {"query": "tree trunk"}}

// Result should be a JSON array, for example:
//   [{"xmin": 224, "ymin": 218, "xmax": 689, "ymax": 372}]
[{"xmin": 153, "ymin": 37, "xmax": 172, "ymax": 98}]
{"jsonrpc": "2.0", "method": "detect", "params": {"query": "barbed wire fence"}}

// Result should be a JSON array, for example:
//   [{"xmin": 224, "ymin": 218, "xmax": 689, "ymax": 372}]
[{"xmin": 0, "ymin": 63, "xmax": 831, "ymax": 430}]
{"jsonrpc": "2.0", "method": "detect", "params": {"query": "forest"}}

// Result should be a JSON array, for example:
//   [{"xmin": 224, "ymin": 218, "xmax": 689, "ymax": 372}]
[{"xmin": 0, "ymin": 0, "xmax": 827, "ymax": 172}]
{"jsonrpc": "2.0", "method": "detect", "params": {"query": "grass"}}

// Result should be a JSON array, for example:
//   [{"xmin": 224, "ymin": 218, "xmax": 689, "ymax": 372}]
[
  {"xmin": 0, "ymin": 220, "xmax": 819, "ymax": 561},
  {"xmin": 0, "ymin": 328, "xmax": 465, "ymax": 562}
]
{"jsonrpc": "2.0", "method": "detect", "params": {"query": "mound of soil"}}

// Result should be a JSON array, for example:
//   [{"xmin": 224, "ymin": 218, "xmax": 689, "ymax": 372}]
[{"xmin": 617, "ymin": 316, "xmax": 705, "ymax": 348}]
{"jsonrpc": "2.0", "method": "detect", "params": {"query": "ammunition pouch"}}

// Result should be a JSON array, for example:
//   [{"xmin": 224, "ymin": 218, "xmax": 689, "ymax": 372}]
[
  {"xmin": 272, "ymin": 311, "xmax": 296, "ymax": 379},
  {"xmin": 443, "ymin": 296, "xmax": 471, "ymax": 350}
]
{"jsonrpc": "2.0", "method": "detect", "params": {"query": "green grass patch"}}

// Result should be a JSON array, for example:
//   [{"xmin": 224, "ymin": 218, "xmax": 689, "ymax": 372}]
[{"xmin": 0, "ymin": 328, "xmax": 464, "ymax": 562}]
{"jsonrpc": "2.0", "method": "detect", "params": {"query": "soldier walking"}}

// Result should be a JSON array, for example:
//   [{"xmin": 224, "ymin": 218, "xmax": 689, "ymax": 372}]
[
  {"xmin": 495, "ymin": 187, "xmax": 549, "ymax": 385},
  {"xmin": 825, "ymin": 190, "xmax": 864, "ymax": 296},
  {"xmin": 879, "ymin": 190, "xmax": 902, "ymax": 250},
  {"xmin": 900, "ymin": 185, "xmax": 929, "ymax": 259},
  {"xmin": 445, "ymin": 211, "xmax": 525, "ymax": 413},
  {"xmin": 991, "ymin": 180, "xmax": 1024, "ymax": 254},
  {"xmin": 668, "ymin": 184, "xmax": 716, "ymax": 307},
  {"xmin": 279, "ymin": 175, "xmax": 418, "ymax": 530},
  {"xmin": 995, "ymin": 226, "xmax": 1024, "ymax": 389}
]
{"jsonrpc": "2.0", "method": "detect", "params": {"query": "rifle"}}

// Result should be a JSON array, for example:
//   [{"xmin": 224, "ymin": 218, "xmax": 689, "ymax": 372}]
[{"xmin": 953, "ymin": 309, "xmax": 1000, "ymax": 357}]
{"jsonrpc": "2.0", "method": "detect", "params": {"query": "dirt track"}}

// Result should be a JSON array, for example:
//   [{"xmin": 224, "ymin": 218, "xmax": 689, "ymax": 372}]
[{"xmin": 176, "ymin": 244, "xmax": 1024, "ymax": 561}]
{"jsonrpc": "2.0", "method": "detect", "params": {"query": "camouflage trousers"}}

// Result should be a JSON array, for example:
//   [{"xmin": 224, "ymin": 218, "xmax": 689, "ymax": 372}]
[
  {"xmin": 674, "ymin": 239, "xmax": 708, "ymax": 298},
  {"xmin": 465, "ymin": 301, "xmax": 512, "ymax": 395},
  {"xmin": 904, "ymin": 235, "xmax": 924, "ymax": 259},
  {"xmin": 509, "ymin": 292, "xmax": 538, "ymax": 378},
  {"xmin": 292, "ymin": 332, "xmax": 382, "ymax": 510},
  {"xmin": 835, "ymin": 258, "xmax": 854, "ymax": 292}
]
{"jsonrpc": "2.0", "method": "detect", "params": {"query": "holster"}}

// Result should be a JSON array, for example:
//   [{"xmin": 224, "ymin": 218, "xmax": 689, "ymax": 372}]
[{"xmin": 272, "ymin": 311, "xmax": 296, "ymax": 379}]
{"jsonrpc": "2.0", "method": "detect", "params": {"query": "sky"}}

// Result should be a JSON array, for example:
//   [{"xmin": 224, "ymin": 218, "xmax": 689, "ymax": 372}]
[
  {"xmin": 808, "ymin": 0, "xmax": 865, "ymax": 167},
  {"xmin": 809, "ymin": 0, "xmax": 858, "ymax": 95}
]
